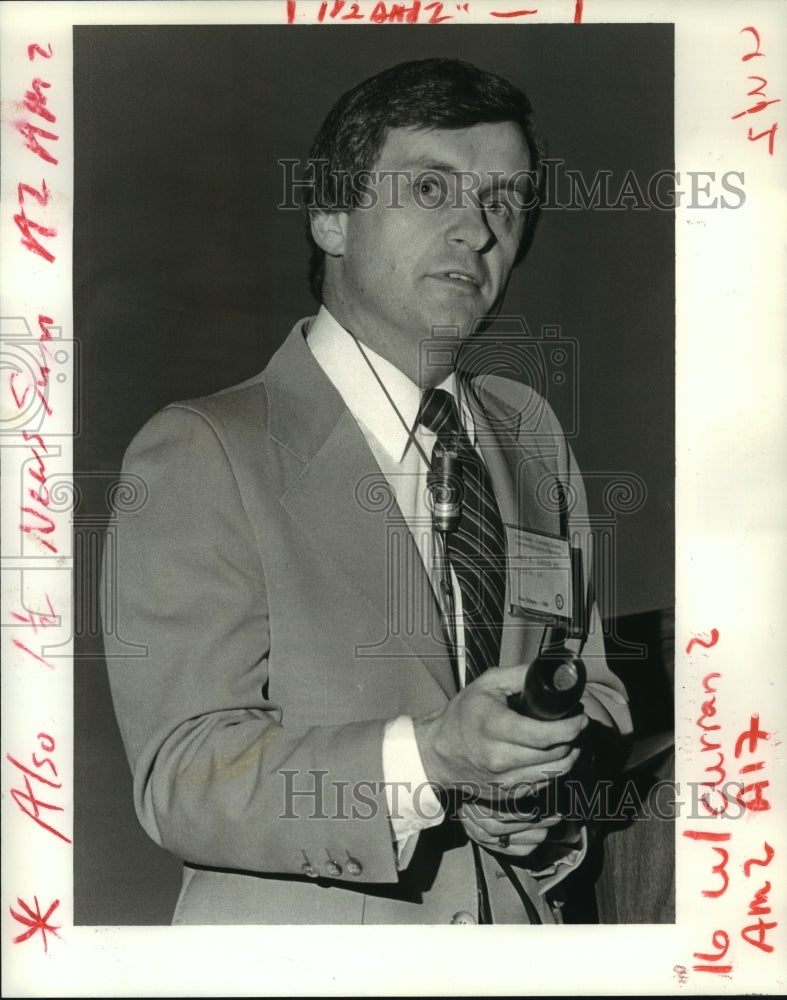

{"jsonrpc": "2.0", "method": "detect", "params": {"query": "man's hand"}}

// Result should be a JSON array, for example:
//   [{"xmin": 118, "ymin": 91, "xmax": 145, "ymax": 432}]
[
  {"xmin": 458, "ymin": 799, "xmax": 567, "ymax": 857},
  {"xmin": 413, "ymin": 664, "xmax": 588, "ymax": 801}
]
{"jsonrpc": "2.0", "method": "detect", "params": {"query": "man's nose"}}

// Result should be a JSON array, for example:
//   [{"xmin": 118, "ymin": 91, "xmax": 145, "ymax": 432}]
[{"xmin": 445, "ymin": 201, "xmax": 495, "ymax": 254}]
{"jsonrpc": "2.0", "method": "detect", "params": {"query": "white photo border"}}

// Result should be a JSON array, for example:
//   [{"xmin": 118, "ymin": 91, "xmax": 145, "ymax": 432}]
[{"xmin": 1, "ymin": 1, "xmax": 785, "ymax": 996}]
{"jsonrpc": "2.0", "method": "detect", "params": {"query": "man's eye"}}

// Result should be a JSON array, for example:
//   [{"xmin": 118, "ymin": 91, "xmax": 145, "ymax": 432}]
[
  {"xmin": 417, "ymin": 177, "xmax": 439, "ymax": 196},
  {"xmin": 484, "ymin": 199, "xmax": 510, "ymax": 218}
]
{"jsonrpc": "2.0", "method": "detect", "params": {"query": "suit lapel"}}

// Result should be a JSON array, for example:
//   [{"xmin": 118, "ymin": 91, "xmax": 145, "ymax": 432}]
[{"xmin": 265, "ymin": 325, "xmax": 456, "ymax": 699}]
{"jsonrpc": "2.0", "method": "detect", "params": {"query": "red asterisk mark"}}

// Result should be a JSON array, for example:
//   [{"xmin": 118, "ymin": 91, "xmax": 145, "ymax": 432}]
[{"xmin": 10, "ymin": 896, "xmax": 61, "ymax": 952}]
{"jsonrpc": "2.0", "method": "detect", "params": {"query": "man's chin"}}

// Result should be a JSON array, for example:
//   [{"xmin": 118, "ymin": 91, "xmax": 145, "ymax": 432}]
[{"xmin": 421, "ymin": 306, "xmax": 492, "ymax": 339}]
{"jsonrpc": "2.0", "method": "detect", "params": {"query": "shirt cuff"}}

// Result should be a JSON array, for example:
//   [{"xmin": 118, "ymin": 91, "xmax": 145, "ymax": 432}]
[
  {"xmin": 533, "ymin": 825, "xmax": 588, "ymax": 895},
  {"xmin": 383, "ymin": 715, "xmax": 445, "ymax": 867}
]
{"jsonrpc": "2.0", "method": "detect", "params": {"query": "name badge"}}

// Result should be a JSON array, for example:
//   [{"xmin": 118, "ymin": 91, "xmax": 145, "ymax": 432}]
[{"xmin": 505, "ymin": 525, "xmax": 573, "ymax": 624}]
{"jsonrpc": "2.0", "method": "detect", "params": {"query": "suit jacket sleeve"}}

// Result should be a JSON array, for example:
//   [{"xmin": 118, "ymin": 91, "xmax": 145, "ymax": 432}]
[{"xmin": 103, "ymin": 403, "xmax": 400, "ymax": 884}]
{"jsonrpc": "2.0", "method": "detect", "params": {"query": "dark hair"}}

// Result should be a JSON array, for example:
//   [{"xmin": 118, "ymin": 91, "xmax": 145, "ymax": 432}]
[{"xmin": 305, "ymin": 57, "xmax": 548, "ymax": 301}]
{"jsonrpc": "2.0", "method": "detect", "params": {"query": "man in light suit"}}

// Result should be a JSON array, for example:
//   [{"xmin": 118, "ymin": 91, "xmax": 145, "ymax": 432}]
[{"xmin": 104, "ymin": 58, "xmax": 632, "ymax": 925}]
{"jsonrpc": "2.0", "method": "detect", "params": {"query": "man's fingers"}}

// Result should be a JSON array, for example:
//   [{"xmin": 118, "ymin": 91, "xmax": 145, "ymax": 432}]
[
  {"xmin": 503, "ymin": 744, "xmax": 582, "ymax": 789},
  {"xmin": 471, "ymin": 686, "xmax": 588, "ymax": 750},
  {"xmin": 460, "ymin": 806, "xmax": 563, "ymax": 836},
  {"xmin": 491, "ymin": 838, "xmax": 550, "ymax": 858},
  {"xmin": 460, "ymin": 813, "xmax": 554, "ymax": 855},
  {"xmin": 471, "ymin": 663, "xmax": 528, "ymax": 696},
  {"xmin": 492, "ymin": 706, "xmax": 589, "ymax": 750},
  {"xmin": 476, "ymin": 742, "xmax": 582, "ymax": 790}
]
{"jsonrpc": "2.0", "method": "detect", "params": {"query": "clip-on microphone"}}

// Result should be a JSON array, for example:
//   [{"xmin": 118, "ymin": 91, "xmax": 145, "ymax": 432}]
[{"xmin": 426, "ymin": 437, "xmax": 463, "ymax": 535}]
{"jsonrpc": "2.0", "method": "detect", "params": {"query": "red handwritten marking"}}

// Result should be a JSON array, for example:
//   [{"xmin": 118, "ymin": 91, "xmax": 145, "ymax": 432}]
[
  {"xmin": 703, "ymin": 672, "xmax": 721, "ymax": 693},
  {"xmin": 19, "ymin": 429, "xmax": 58, "ymax": 554},
  {"xmin": 18, "ymin": 178, "xmax": 51, "ymax": 209},
  {"xmin": 704, "ymin": 848, "xmax": 730, "ymax": 898},
  {"xmin": 19, "ymin": 506, "xmax": 57, "ymax": 553},
  {"xmin": 746, "ymin": 123, "xmax": 778, "ymax": 155},
  {"xmin": 27, "ymin": 42, "xmax": 53, "ymax": 61},
  {"xmin": 697, "ymin": 673, "xmax": 720, "ymax": 729},
  {"xmin": 12, "ymin": 639, "xmax": 54, "ymax": 670},
  {"xmin": 748, "ymin": 881, "xmax": 772, "ymax": 915},
  {"xmin": 22, "ymin": 429, "xmax": 52, "ymax": 485},
  {"xmin": 742, "ymin": 918, "xmax": 777, "ymax": 953},
  {"xmin": 305, "ymin": 0, "xmax": 453, "ymax": 23},
  {"xmin": 11, "ymin": 593, "xmax": 57, "ymax": 631},
  {"xmin": 11, "ymin": 593, "xmax": 57, "ymax": 669},
  {"xmin": 9, "ymin": 363, "xmax": 52, "ymax": 413},
  {"xmin": 741, "ymin": 845, "xmax": 777, "ymax": 952},
  {"xmin": 731, "ymin": 76, "xmax": 781, "ymax": 120},
  {"xmin": 700, "ymin": 732, "xmax": 721, "ymax": 752},
  {"xmin": 693, "ymin": 929, "xmax": 732, "ymax": 975},
  {"xmin": 733, "ymin": 715, "xmax": 771, "ymax": 812},
  {"xmin": 574, "ymin": 0, "xmax": 583, "ymax": 22},
  {"xmin": 317, "ymin": 0, "xmax": 363, "ymax": 19},
  {"xmin": 693, "ymin": 671, "xmax": 736, "ymax": 813},
  {"xmin": 14, "ymin": 181, "xmax": 57, "ymax": 261},
  {"xmin": 490, "ymin": 7, "xmax": 538, "ymax": 16},
  {"xmin": 14, "ymin": 120, "xmax": 59, "ymax": 165},
  {"xmin": 13, "ymin": 57, "xmax": 60, "ymax": 274},
  {"xmin": 740, "ymin": 26, "xmax": 763, "ymax": 60},
  {"xmin": 10, "ymin": 897, "xmax": 61, "ymax": 952},
  {"xmin": 743, "ymin": 841, "xmax": 774, "ymax": 877},
  {"xmin": 697, "ymin": 693, "xmax": 719, "ymax": 730},
  {"xmin": 8, "ymin": 314, "xmax": 55, "ymax": 415},
  {"xmin": 290, "ymin": 0, "xmax": 558, "ymax": 24},
  {"xmin": 424, "ymin": 1, "xmax": 452, "ymax": 23},
  {"xmin": 371, "ymin": 2, "xmax": 421, "ymax": 23},
  {"xmin": 701, "ymin": 755, "xmax": 725, "ymax": 794},
  {"xmin": 735, "ymin": 778, "xmax": 771, "ymax": 813},
  {"xmin": 736, "ymin": 26, "xmax": 780, "ymax": 155},
  {"xmin": 7, "ymin": 733, "xmax": 70, "ymax": 843},
  {"xmin": 685, "ymin": 628, "xmax": 719, "ymax": 654},
  {"xmin": 686, "ymin": 649, "xmax": 779, "ymax": 971},
  {"xmin": 22, "ymin": 434, "xmax": 52, "ymax": 506},
  {"xmin": 23, "ymin": 78, "xmax": 55, "ymax": 123},
  {"xmin": 683, "ymin": 830, "xmax": 732, "ymax": 842},
  {"xmin": 12, "ymin": 316, "xmax": 59, "ymax": 553},
  {"xmin": 683, "ymin": 830, "xmax": 731, "ymax": 898}
]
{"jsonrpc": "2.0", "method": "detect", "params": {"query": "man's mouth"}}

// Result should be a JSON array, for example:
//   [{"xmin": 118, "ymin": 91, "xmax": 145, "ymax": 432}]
[{"xmin": 439, "ymin": 270, "xmax": 483, "ymax": 288}]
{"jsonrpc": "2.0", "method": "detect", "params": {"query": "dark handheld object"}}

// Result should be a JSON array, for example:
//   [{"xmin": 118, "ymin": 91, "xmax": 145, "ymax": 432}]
[{"xmin": 507, "ymin": 648, "xmax": 586, "ymax": 720}]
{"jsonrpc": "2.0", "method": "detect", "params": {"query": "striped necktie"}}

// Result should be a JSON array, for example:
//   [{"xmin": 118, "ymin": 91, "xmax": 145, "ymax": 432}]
[{"xmin": 418, "ymin": 387, "xmax": 507, "ymax": 681}]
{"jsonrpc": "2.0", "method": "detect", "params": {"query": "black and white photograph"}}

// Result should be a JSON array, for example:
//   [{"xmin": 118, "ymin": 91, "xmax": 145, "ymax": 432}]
[
  {"xmin": 1, "ymin": 2, "xmax": 784, "ymax": 996},
  {"xmin": 74, "ymin": 20, "xmax": 674, "ymax": 928}
]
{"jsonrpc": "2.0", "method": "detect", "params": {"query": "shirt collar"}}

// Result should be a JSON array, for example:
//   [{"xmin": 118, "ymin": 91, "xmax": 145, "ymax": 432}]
[{"xmin": 306, "ymin": 306, "xmax": 475, "ymax": 464}]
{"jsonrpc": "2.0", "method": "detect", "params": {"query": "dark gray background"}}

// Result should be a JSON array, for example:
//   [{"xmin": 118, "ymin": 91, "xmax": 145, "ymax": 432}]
[{"xmin": 74, "ymin": 23, "xmax": 674, "ymax": 923}]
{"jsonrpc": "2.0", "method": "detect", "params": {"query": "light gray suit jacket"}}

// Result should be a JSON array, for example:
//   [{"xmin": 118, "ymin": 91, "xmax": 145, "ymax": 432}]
[{"xmin": 104, "ymin": 319, "xmax": 632, "ymax": 924}]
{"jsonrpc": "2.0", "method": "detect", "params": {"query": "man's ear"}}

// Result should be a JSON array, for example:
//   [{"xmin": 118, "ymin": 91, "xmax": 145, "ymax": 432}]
[{"xmin": 309, "ymin": 210, "xmax": 349, "ymax": 256}]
